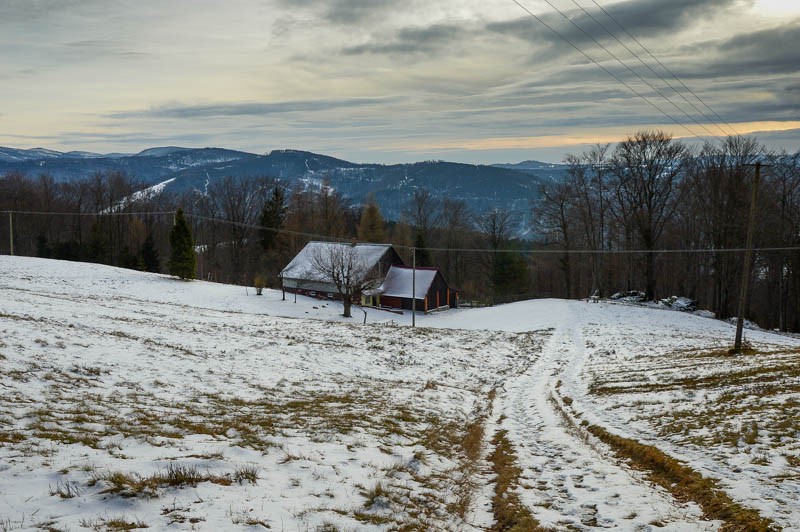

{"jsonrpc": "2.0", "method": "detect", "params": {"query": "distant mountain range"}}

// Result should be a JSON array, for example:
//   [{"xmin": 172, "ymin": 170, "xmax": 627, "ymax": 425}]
[{"xmin": 0, "ymin": 146, "xmax": 568, "ymax": 233}]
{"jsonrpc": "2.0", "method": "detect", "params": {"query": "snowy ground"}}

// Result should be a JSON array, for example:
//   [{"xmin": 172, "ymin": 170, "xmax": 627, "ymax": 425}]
[{"xmin": 1, "ymin": 256, "xmax": 798, "ymax": 531}]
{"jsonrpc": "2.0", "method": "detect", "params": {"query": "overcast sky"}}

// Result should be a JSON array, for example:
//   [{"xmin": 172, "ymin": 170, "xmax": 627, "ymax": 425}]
[{"xmin": 1, "ymin": 0, "xmax": 798, "ymax": 163}]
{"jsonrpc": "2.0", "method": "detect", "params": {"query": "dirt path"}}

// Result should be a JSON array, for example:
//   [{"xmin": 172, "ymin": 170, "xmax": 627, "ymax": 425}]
[{"xmin": 491, "ymin": 301, "xmax": 717, "ymax": 530}]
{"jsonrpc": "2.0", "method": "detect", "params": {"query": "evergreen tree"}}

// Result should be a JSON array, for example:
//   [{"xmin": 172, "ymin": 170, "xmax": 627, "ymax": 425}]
[
  {"xmin": 87, "ymin": 221, "xmax": 109, "ymax": 264},
  {"xmin": 357, "ymin": 195, "xmax": 386, "ymax": 243},
  {"xmin": 260, "ymin": 186, "xmax": 286, "ymax": 251},
  {"xmin": 169, "ymin": 209, "xmax": 196, "ymax": 280},
  {"xmin": 120, "ymin": 245, "xmax": 140, "ymax": 270},
  {"xmin": 36, "ymin": 234, "xmax": 51, "ymax": 258},
  {"xmin": 493, "ymin": 250, "xmax": 529, "ymax": 298},
  {"xmin": 414, "ymin": 231, "xmax": 432, "ymax": 267},
  {"xmin": 141, "ymin": 232, "xmax": 160, "ymax": 273}
]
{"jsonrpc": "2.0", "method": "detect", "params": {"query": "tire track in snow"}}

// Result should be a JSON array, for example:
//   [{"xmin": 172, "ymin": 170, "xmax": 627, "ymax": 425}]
[{"xmin": 495, "ymin": 301, "xmax": 715, "ymax": 530}]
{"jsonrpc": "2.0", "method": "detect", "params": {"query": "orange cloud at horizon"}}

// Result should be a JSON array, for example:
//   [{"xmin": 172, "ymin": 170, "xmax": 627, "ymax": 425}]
[{"xmin": 398, "ymin": 121, "xmax": 800, "ymax": 153}]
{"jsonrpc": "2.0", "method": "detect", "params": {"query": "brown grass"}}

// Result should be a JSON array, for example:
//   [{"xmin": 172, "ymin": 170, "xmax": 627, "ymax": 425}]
[
  {"xmin": 587, "ymin": 425, "xmax": 776, "ymax": 531},
  {"xmin": 80, "ymin": 515, "xmax": 149, "ymax": 531},
  {"xmin": 89, "ymin": 463, "xmax": 232, "ymax": 498},
  {"xmin": 488, "ymin": 429, "xmax": 546, "ymax": 531}
]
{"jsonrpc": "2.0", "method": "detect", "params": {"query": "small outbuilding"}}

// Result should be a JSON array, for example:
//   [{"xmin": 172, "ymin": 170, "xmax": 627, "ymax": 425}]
[{"xmin": 363, "ymin": 265, "xmax": 456, "ymax": 312}]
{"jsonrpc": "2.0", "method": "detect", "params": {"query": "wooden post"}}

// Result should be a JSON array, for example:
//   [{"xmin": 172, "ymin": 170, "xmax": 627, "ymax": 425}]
[
  {"xmin": 412, "ymin": 247, "xmax": 416, "ymax": 328},
  {"xmin": 436, "ymin": 291, "xmax": 440, "ymax": 308},
  {"xmin": 734, "ymin": 162, "xmax": 761, "ymax": 353}
]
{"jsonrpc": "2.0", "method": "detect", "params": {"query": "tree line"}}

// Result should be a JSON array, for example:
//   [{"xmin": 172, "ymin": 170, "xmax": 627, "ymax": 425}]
[
  {"xmin": 1, "ymin": 130, "xmax": 798, "ymax": 331},
  {"xmin": 534, "ymin": 131, "xmax": 800, "ymax": 332}
]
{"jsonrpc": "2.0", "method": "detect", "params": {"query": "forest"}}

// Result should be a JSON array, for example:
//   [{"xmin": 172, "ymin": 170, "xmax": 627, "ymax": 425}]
[{"xmin": 1, "ymin": 131, "xmax": 799, "ymax": 332}]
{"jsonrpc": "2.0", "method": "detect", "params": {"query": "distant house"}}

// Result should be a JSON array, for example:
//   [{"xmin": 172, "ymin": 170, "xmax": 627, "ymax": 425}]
[
  {"xmin": 363, "ymin": 265, "xmax": 456, "ymax": 312},
  {"xmin": 279, "ymin": 241, "xmax": 403, "ymax": 299}
]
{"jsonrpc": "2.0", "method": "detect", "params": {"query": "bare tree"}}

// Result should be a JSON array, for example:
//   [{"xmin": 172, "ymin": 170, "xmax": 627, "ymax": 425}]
[
  {"xmin": 535, "ymin": 178, "xmax": 577, "ymax": 298},
  {"xmin": 200, "ymin": 175, "xmax": 273, "ymax": 283},
  {"xmin": 310, "ymin": 243, "xmax": 375, "ymax": 318},
  {"xmin": 609, "ymin": 130, "xmax": 688, "ymax": 300},
  {"xmin": 404, "ymin": 189, "xmax": 439, "ymax": 266},
  {"xmin": 439, "ymin": 198, "xmax": 473, "ymax": 288},
  {"xmin": 764, "ymin": 150, "xmax": 800, "ymax": 330},
  {"xmin": 681, "ymin": 136, "xmax": 761, "ymax": 317},
  {"xmin": 566, "ymin": 143, "xmax": 611, "ymax": 296}
]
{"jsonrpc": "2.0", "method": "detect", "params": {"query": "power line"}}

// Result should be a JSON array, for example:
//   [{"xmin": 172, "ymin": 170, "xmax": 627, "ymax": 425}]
[
  {"xmin": 183, "ymin": 213, "xmax": 343, "ymax": 242},
  {"xmin": 418, "ymin": 245, "xmax": 800, "ymax": 255},
  {"xmin": 531, "ymin": 0, "xmax": 719, "ymax": 140},
  {"xmin": 4, "ymin": 209, "xmax": 799, "ymax": 255},
  {"xmin": 507, "ymin": 0, "xmax": 701, "ymax": 140},
  {"xmin": 568, "ymin": 0, "xmax": 733, "ymax": 138},
  {"xmin": 588, "ymin": 0, "xmax": 740, "ymax": 137}
]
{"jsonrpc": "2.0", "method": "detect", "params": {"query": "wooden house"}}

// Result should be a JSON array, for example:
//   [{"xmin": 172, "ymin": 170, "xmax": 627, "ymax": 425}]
[
  {"xmin": 363, "ymin": 265, "xmax": 456, "ymax": 312},
  {"xmin": 280, "ymin": 242, "xmax": 403, "ymax": 299}
]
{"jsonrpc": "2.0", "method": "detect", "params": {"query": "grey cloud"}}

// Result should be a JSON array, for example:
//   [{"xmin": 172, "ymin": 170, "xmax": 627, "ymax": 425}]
[
  {"xmin": 732, "ymin": 100, "xmax": 800, "ymax": 119},
  {"xmin": 342, "ymin": 24, "xmax": 465, "ymax": 56},
  {"xmin": 0, "ymin": 1, "xmax": 106, "ymax": 22},
  {"xmin": 274, "ymin": 0, "xmax": 400, "ymax": 24},
  {"xmin": 47, "ymin": 131, "xmax": 216, "ymax": 148},
  {"xmin": 435, "ymin": 85, "xmax": 633, "ymax": 117},
  {"xmin": 110, "ymin": 97, "xmax": 396, "ymax": 119},
  {"xmin": 581, "ymin": 0, "xmax": 739, "ymax": 38},
  {"xmin": 487, "ymin": 0, "xmax": 738, "ymax": 56},
  {"xmin": 60, "ymin": 38, "xmax": 149, "ymax": 60},
  {"xmin": 673, "ymin": 24, "xmax": 800, "ymax": 79}
]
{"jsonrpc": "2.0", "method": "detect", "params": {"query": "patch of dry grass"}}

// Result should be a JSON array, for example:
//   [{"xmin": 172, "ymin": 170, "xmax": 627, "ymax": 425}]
[
  {"xmin": 88, "ymin": 463, "xmax": 232, "ymax": 498},
  {"xmin": 80, "ymin": 515, "xmax": 149, "ymax": 531},
  {"xmin": 488, "ymin": 429, "xmax": 546, "ymax": 532},
  {"xmin": 586, "ymin": 424, "xmax": 776, "ymax": 531}
]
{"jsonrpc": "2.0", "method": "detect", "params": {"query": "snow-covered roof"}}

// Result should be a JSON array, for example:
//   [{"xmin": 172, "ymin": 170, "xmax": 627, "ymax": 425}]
[
  {"xmin": 280, "ymin": 241, "xmax": 394, "ymax": 282},
  {"xmin": 379, "ymin": 266, "xmax": 438, "ymax": 300}
]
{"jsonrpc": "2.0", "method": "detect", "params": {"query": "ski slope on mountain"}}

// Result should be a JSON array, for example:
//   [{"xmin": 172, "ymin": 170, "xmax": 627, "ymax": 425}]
[{"xmin": 1, "ymin": 256, "xmax": 798, "ymax": 530}]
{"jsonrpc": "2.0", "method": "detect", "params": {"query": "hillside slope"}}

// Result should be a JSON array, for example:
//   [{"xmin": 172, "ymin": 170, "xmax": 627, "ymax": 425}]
[{"xmin": 1, "ymin": 256, "xmax": 797, "ymax": 530}]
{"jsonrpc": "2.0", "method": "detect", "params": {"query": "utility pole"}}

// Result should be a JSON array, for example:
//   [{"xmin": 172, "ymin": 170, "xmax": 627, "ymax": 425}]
[
  {"xmin": 734, "ymin": 162, "xmax": 761, "ymax": 353},
  {"xmin": 8, "ymin": 212, "xmax": 13, "ymax": 256},
  {"xmin": 411, "ymin": 247, "xmax": 416, "ymax": 328}
]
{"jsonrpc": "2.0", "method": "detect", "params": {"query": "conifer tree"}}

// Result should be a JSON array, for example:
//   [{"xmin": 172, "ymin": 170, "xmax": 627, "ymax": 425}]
[
  {"xmin": 260, "ymin": 186, "xmax": 286, "ymax": 251},
  {"xmin": 357, "ymin": 194, "xmax": 386, "ymax": 243},
  {"xmin": 141, "ymin": 232, "xmax": 160, "ymax": 273},
  {"xmin": 169, "ymin": 208, "xmax": 196, "ymax": 280},
  {"xmin": 414, "ymin": 231, "xmax": 432, "ymax": 267}
]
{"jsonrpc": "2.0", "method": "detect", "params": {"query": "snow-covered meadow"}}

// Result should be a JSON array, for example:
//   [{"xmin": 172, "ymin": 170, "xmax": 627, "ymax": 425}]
[{"xmin": 1, "ymin": 256, "xmax": 798, "ymax": 530}]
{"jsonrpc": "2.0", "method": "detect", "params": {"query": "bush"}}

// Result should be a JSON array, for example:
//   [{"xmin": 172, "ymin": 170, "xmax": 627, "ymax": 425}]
[{"xmin": 254, "ymin": 276, "xmax": 265, "ymax": 295}]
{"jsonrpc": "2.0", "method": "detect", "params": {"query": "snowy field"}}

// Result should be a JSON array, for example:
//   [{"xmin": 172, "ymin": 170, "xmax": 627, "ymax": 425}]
[{"xmin": 1, "ymin": 256, "xmax": 798, "ymax": 531}]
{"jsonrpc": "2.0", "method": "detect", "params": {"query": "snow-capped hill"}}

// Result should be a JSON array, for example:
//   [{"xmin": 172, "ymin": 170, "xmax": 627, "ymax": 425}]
[
  {"xmin": 62, "ymin": 150, "xmax": 105, "ymax": 158},
  {"xmin": 135, "ymin": 146, "xmax": 193, "ymax": 157},
  {"xmin": 0, "ymin": 146, "xmax": 65, "ymax": 162},
  {"xmin": 493, "ymin": 159, "xmax": 568, "ymax": 171}
]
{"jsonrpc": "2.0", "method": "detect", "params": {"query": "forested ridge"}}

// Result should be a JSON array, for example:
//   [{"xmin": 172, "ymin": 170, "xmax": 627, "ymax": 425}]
[{"xmin": 2, "ymin": 131, "xmax": 799, "ymax": 332}]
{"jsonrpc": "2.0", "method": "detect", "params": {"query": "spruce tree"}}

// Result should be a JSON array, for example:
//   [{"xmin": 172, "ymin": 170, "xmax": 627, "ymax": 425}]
[
  {"xmin": 141, "ymin": 232, "xmax": 160, "ymax": 273},
  {"xmin": 260, "ymin": 186, "xmax": 286, "ymax": 251},
  {"xmin": 357, "ymin": 194, "xmax": 386, "ymax": 243},
  {"xmin": 169, "ymin": 209, "xmax": 196, "ymax": 280},
  {"xmin": 414, "ymin": 231, "xmax": 432, "ymax": 267}
]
